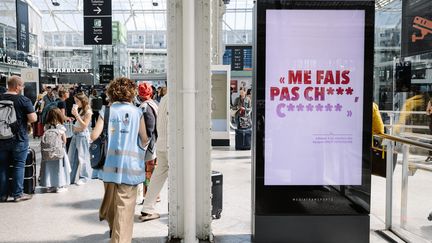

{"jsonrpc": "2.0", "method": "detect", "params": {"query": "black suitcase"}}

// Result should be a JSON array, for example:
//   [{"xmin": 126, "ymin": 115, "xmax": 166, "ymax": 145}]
[
  {"xmin": 8, "ymin": 148, "xmax": 36, "ymax": 195},
  {"xmin": 211, "ymin": 171, "xmax": 223, "ymax": 219},
  {"xmin": 235, "ymin": 128, "xmax": 252, "ymax": 150},
  {"xmin": 24, "ymin": 148, "xmax": 36, "ymax": 194}
]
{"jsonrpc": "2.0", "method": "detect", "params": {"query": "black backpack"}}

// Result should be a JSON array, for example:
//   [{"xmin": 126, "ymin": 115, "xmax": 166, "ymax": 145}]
[{"xmin": 91, "ymin": 96, "xmax": 103, "ymax": 111}]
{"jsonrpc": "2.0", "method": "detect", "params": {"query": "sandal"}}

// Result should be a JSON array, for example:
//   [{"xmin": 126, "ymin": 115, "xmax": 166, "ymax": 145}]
[{"xmin": 139, "ymin": 212, "xmax": 160, "ymax": 222}]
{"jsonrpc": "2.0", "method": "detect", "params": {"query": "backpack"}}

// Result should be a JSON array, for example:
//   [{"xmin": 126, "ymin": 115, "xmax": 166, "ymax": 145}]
[
  {"xmin": 40, "ymin": 127, "xmax": 64, "ymax": 161},
  {"xmin": 141, "ymin": 100, "xmax": 158, "ymax": 161},
  {"xmin": 91, "ymin": 96, "xmax": 103, "ymax": 111},
  {"xmin": 90, "ymin": 107, "xmax": 110, "ymax": 169},
  {"xmin": 41, "ymin": 100, "xmax": 59, "ymax": 124},
  {"xmin": 0, "ymin": 100, "xmax": 17, "ymax": 140}
]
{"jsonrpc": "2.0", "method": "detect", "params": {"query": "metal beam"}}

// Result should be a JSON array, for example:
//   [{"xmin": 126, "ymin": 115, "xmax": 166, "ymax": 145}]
[
  {"xmin": 38, "ymin": 8, "xmax": 252, "ymax": 15},
  {"xmin": 52, "ymin": 14, "xmax": 82, "ymax": 36},
  {"xmin": 222, "ymin": 19, "xmax": 247, "ymax": 44}
]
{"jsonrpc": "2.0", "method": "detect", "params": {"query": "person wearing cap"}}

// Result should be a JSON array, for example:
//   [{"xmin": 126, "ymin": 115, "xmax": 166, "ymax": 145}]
[
  {"xmin": 136, "ymin": 83, "xmax": 159, "ymax": 206},
  {"xmin": 139, "ymin": 91, "xmax": 168, "ymax": 222}
]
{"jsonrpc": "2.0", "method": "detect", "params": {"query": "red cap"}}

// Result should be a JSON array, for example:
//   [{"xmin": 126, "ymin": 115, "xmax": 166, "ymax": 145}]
[{"xmin": 138, "ymin": 83, "xmax": 153, "ymax": 100}]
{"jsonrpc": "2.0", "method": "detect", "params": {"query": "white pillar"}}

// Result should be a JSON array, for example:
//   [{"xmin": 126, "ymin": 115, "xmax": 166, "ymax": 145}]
[
  {"xmin": 211, "ymin": 0, "xmax": 225, "ymax": 65},
  {"xmin": 195, "ymin": 0, "xmax": 212, "ymax": 240},
  {"xmin": 167, "ymin": 0, "xmax": 185, "ymax": 239},
  {"xmin": 182, "ymin": 0, "xmax": 197, "ymax": 242},
  {"xmin": 167, "ymin": 0, "xmax": 212, "ymax": 241}
]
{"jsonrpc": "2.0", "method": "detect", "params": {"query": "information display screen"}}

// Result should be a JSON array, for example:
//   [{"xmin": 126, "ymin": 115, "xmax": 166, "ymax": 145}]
[
  {"xmin": 254, "ymin": 0, "xmax": 374, "ymax": 216},
  {"xmin": 264, "ymin": 10, "xmax": 365, "ymax": 186}
]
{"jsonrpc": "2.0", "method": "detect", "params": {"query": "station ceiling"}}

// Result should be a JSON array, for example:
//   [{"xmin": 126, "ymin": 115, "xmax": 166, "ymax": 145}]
[
  {"xmin": 1, "ymin": 0, "xmax": 397, "ymax": 33},
  {"xmin": 29, "ymin": 0, "xmax": 253, "ymax": 32}
]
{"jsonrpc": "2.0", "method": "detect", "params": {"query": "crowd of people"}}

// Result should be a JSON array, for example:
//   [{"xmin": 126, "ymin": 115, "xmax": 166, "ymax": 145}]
[{"xmin": 0, "ymin": 75, "xmax": 168, "ymax": 242}]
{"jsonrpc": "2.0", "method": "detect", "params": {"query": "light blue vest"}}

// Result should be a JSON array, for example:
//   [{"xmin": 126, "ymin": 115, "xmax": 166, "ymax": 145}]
[{"xmin": 97, "ymin": 103, "xmax": 146, "ymax": 185}]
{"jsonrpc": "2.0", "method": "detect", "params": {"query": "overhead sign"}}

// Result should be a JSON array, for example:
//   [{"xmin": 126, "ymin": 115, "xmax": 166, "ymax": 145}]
[
  {"xmin": 231, "ymin": 47, "xmax": 244, "ymax": 71},
  {"xmin": 265, "ymin": 10, "xmax": 366, "ymax": 186},
  {"xmin": 47, "ymin": 68, "xmax": 90, "ymax": 73},
  {"xmin": 83, "ymin": 0, "xmax": 112, "ymax": 45},
  {"xmin": 224, "ymin": 46, "xmax": 253, "ymax": 71},
  {"xmin": 100, "ymin": 65, "xmax": 114, "ymax": 84},
  {"xmin": 84, "ymin": 0, "xmax": 112, "ymax": 16},
  {"xmin": 395, "ymin": 61, "xmax": 412, "ymax": 92},
  {"xmin": 0, "ymin": 53, "xmax": 29, "ymax": 67},
  {"xmin": 16, "ymin": 0, "xmax": 29, "ymax": 52},
  {"xmin": 402, "ymin": 0, "xmax": 432, "ymax": 57}
]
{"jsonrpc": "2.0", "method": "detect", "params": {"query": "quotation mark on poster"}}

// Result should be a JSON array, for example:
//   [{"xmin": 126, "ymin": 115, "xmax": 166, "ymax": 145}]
[{"xmin": 279, "ymin": 77, "xmax": 285, "ymax": 84}]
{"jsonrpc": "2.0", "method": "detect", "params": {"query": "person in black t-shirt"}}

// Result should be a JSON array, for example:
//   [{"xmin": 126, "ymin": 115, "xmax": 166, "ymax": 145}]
[
  {"xmin": 100, "ymin": 88, "xmax": 109, "ymax": 106},
  {"xmin": 0, "ymin": 76, "xmax": 37, "ymax": 202},
  {"xmin": 65, "ymin": 88, "xmax": 75, "ymax": 118},
  {"xmin": 57, "ymin": 90, "xmax": 69, "ymax": 116}
]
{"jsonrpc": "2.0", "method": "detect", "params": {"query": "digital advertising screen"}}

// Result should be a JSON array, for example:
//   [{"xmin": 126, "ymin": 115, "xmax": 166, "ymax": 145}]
[{"xmin": 264, "ymin": 10, "xmax": 365, "ymax": 186}]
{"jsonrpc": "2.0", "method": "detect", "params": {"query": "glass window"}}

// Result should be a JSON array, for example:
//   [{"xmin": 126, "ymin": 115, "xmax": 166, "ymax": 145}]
[
  {"xmin": 65, "ymin": 33, "xmax": 72, "ymax": 47},
  {"xmin": 53, "ymin": 34, "xmax": 63, "ymax": 46},
  {"xmin": 153, "ymin": 32, "xmax": 164, "ymax": 49}
]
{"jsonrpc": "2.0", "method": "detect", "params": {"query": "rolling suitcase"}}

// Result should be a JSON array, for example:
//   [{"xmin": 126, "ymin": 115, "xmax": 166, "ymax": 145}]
[
  {"xmin": 32, "ymin": 122, "xmax": 44, "ymax": 138},
  {"xmin": 32, "ymin": 113, "xmax": 44, "ymax": 138},
  {"xmin": 8, "ymin": 148, "xmax": 36, "ymax": 195},
  {"xmin": 24, "ymin": 148, "xmax": 36, "ymax": 194},
  {"xmin": 235, "ymin": 128, "xmax": 252, "ymax": 150},
  {"xmin": 211, "ymin": 171, "xmax": 223, "ymax": 219}
]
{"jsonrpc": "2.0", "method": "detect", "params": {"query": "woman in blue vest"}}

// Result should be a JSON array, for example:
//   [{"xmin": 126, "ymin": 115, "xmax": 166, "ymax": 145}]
[{"xmin": 91, "ymin": 77, "xmax": 148, "ymax": 243}]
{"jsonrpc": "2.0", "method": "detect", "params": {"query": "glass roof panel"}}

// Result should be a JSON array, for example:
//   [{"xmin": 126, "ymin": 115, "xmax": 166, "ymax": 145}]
[
  {"xmin": 31, "ymin": 0, "xmax": 168, "ymax": 32},
  {"xmin": 16, "ymin": 0, "xmax": 398, "ymax": 33}
]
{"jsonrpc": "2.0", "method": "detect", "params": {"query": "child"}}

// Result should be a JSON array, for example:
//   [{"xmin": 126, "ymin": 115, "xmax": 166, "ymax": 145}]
[{"xmin": 40, "ymin": 108, "xmax": 71, "ymax": 192}]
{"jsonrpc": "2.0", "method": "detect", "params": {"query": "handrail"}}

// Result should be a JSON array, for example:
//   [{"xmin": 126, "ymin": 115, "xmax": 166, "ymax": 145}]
[
  {"xmin": 411, "ymin": 163, "xmax": 432, "ymax": 172},
  {"xmin": 375, "ymin": 133, "xmax": 432, "ymax": 241},
  {"xmin": 375, "ymin": 133, "xmax": 432, "ymax": 151},
  {"xmin": 384, "ymin": 124, "xmax": 429, "ymax": 130},
  {"xmin": 380, "ymin": 110, "xmax": 427, "ymax": 115}
]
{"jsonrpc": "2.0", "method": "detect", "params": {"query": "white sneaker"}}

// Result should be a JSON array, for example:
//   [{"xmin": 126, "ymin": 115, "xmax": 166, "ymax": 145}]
[
  {"xmin": 76, "ymin": 180, "xmax": 86, "ymax": 186},
  {"xmin": 56, "ymin": 187, "xmax": 68, "ymax": 193}
]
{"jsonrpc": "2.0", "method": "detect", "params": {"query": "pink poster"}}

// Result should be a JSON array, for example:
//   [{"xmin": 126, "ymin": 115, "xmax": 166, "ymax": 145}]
[{"xmin": 265, "ymin": 10, "xmax": 365, "ymax": 185}]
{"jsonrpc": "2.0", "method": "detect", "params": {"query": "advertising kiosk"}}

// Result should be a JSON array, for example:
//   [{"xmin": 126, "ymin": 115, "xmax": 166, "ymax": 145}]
[{"xmin": 253, "ymin": 1, "xmax": 374, "ymax": 242}]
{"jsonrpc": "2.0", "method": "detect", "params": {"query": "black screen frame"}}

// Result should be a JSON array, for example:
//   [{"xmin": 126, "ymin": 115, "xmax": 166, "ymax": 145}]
[{"xmin": 254, "ymin": 0, "xmax": 374, "ymax": 216}]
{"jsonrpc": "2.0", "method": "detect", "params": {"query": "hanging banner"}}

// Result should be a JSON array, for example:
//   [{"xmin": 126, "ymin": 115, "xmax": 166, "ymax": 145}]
[
  {"xmin": 16, "ymin": 0, "xmax": 29, "ymax": 53},
  {"xmin": 402, "ymin": 0, "xmax": 432, "ymax": 57},
  {"xmin": 265, "ymin": 10, "xmax": 365, "ymax": 185}
]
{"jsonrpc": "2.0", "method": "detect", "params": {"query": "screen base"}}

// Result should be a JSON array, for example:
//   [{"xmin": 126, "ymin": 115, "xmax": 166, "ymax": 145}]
[{"xmin": 254, "ymin": 215, "xmax": 370, "ymax": 243}]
